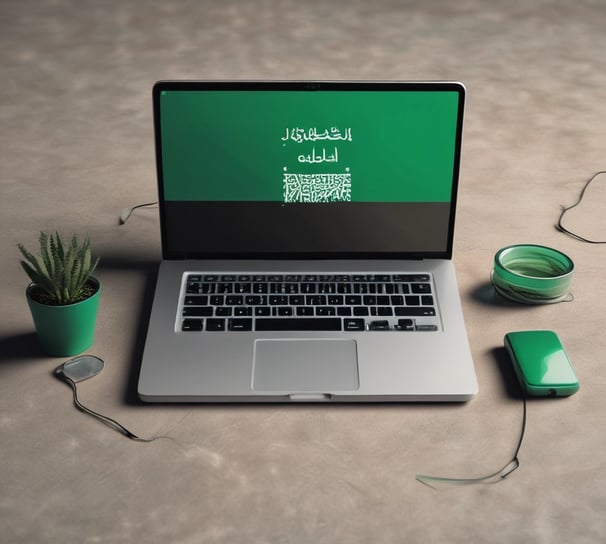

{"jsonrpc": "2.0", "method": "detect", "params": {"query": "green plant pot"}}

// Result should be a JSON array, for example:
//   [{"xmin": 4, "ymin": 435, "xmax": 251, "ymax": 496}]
[{"xmin": 26, "ymin": 277, "xmax": 101, "ymax": 356}]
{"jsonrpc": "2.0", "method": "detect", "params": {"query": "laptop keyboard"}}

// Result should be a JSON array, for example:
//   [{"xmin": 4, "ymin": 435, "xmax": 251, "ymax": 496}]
[{"xmin": 179, "ymin": 273, "xmax": 439, "ymax": 333}]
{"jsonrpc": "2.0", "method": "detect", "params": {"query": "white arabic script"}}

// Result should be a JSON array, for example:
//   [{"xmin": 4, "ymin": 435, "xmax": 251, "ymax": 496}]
[
  {"xmin": 281, "ymin": 127, "xmax": 352, "ymax": 143},
  {"xmin": 283, "ymin": 172, "xmax": 352, "ymax": 203},
  {"xmin": 297, "ymin": 146, "xmax": 339, "ymax": 164}
]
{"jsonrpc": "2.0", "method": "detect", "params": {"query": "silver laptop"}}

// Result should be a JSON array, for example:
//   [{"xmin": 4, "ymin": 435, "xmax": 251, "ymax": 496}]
[{"xmin": 137, "ymin": 80, "xmax": 477, "ymax": 402}]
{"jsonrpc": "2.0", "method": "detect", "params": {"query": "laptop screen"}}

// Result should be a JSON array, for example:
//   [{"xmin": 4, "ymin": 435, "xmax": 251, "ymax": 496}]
[{"xmin": 153, "ymin": 81, "xmax": 464, "ymax": 259}]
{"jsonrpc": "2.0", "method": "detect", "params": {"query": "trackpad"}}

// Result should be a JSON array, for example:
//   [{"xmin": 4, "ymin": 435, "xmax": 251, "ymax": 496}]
[{"xmin": 253, "ymin": 339, "xmax": 359, "ymax": 391}]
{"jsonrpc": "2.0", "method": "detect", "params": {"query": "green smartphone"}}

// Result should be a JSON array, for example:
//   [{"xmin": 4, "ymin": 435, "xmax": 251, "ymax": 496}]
[{"xmin": 504, "ymin": 330, "xmax": 579, "ymax": 397}]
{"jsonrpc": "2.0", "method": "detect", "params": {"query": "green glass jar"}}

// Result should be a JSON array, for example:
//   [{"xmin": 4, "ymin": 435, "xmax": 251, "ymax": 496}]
[{"xmin": 492, "ymin": 245, "xmax": 574, "ymax": 304}]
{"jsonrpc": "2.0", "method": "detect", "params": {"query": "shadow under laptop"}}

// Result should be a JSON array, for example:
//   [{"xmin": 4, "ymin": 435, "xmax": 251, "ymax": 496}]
[
  {"xmin": 90, "ymin": 251, "xmax": 161, "ymax": 407},
  {"xmin": 113, "ymin": 264, "xmax": 160, "ymax": 408}
]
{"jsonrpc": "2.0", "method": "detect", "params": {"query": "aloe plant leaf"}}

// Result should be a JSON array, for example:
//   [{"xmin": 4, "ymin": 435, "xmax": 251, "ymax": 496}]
[{"xmin": 18, "ymin": 231, "xmax": 100, "ymax": 305}]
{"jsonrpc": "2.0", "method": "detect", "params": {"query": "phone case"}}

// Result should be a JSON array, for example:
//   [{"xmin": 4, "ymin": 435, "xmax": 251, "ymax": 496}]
[{"xmin": 504, "ymin": 330, "xmax": 579, "ymax": 397}]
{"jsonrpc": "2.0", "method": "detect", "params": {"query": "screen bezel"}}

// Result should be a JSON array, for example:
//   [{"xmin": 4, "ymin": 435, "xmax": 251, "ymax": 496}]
[{"xmin": 152, "ymin": 80, "xmax": 465, "ymax": 260}]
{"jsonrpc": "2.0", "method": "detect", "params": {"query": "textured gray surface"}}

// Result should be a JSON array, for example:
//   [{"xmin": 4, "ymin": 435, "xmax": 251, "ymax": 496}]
[{"xmin": 2, "ymin": 1, "xmax": 606, "ymax": 542}]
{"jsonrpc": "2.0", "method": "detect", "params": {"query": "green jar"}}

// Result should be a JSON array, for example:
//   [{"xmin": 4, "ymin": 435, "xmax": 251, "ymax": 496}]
[{"xmin": 492, "ymin": 245, "xmax": 574, "ymax": 304}]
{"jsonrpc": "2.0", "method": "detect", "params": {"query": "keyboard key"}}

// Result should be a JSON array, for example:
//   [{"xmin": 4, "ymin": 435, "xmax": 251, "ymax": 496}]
[
  {"xmin": 395, "ymin": 307, "xmax": 436, "ymax": 316},
  {"xmin": 235, "ymin": 283, "xmax": 251, "ymax": 293},
  {"xmin": 318, "ymin": 283, "xmax": 336, "ymax": 294},
  {"xmin": 285, "ymin": 283, "xmax": 299, "ymax": 293},
  {"xmin": 245, "ymin": 295, "xmax": 266, "ymax": 305},
  {"xmin": 255, "ymin": 318, "xmax": 342, "ymax": 331},
  {"xmin": 306, "ymin": 295, "xmax": 326, "ymax": 306},
  {"xmin": 397, "ymin": 318, "xmax": 415, "ymax": 331},
  {"xmin": 289, "ymin": 295, "xmax": 305, "ymax": 305},
  {"xmin": 186, "ymin": 282, "xmax": 200, "ymax": 294},
  {"xmin": 228, "ymin": 318, "xmax": 252, "ymax": 331},
  {"xmin": 390, "ymin": 295, "xmax": 404, "ymax": 305},
  {"xmin": 184, "ymin": 295, "xmax": 208, "ymax": 305},
  {"xmin": 182, "ymin": 319, "xmax": 203, "ymax": 331},
  {"xmin": 369, "ymin": 320, "xmax": 390, "ymax": 330},
  {"xmin": 344, "ymin": 318, "xmax": 365, "ymax": 331},
  {"xmin": 183, "ymin": 307, "xmax": 213, "ymax": 317},
  {"xmin": 206, "ymin": 319, "xmax": 226, "ymax": 331},
  {"xmin": 411, "ymin": 283, "xmax": 432, "ymax": 294},
  {"xmin": 217, "ymin": 282, "xmax": 233, "ymax": 293}
]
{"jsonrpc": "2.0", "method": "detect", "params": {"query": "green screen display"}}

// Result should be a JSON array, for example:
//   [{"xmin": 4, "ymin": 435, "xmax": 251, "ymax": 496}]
[{"xmin": 159, "ymin": 90, "xmax": 459, "ymax": 203}]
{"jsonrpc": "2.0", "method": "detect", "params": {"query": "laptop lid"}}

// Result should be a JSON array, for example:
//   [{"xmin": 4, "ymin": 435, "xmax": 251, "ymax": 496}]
[{"xmin": 152, "ymin": 81, "xmax": 465, "ymax": 260}]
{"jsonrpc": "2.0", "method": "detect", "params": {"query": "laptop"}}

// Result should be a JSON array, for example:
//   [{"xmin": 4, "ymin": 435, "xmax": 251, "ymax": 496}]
[{"xmin": 137, "ymin": 80, "xmax": 478, "ymax": 402}]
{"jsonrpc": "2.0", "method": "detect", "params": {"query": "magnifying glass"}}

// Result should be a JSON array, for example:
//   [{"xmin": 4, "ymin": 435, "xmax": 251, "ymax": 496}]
[{"xmin": 55, "ymin": 355, "xmax": 155, "ymax": 442}]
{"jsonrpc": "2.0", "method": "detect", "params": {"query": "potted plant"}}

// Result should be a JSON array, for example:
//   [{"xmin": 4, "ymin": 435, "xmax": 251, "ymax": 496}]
[{"xmin": 18, "ymin": 231, "xmax": 101, "ymax": 356}]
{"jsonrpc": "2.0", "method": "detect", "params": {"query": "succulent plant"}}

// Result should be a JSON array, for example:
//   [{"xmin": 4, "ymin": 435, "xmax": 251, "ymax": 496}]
[{"xmin": 18, "ymin": 231, "xmax": 100, "ymax": 305}]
